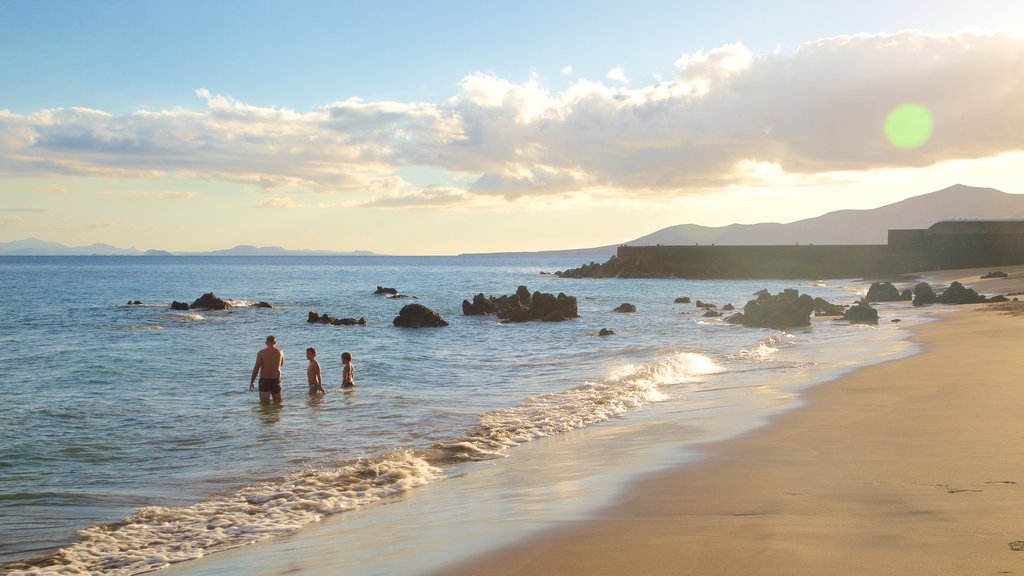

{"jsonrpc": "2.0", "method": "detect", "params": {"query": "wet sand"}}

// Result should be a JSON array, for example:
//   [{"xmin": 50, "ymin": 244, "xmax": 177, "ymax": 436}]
[{"xmin": 436, "ymin": 272, "xmax": 1024, "ymax": 575}]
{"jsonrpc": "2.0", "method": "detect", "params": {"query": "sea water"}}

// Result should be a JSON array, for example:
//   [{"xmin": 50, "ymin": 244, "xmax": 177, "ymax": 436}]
[{"xmin": 0, "ymin": 255, "xmax": 920, "ymax": 574}]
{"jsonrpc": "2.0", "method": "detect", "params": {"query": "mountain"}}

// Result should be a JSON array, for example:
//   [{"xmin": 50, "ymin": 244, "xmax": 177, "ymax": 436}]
[
  {"xmin": 0, "ymin": 239, "xmax": 378, "ymax": 256},
  {"xmin": 461, "ymin": 184, "xmax": 1024, "ymax": 257},
  {"xmin": 0, "ymin": 237, "xmax": 143, "ymax": 255},
  {"xmin": 627, "ymin": 184, "xmax": 1024, "ymax": 247}
]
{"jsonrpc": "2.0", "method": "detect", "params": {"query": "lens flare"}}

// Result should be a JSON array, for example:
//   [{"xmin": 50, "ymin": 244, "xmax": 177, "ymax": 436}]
[{"xmin": 885, "ymin": 104, "xmax": 933, "ymax": 149}]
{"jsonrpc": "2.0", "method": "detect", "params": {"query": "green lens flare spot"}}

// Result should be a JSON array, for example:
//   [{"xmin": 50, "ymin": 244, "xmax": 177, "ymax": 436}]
[{"xmin": 885, "ymin": 104, "xmax": 933, "ymax": 149}]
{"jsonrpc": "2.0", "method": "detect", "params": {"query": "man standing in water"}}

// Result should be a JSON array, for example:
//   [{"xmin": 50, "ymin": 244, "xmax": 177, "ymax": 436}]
[{"xmin": 249, "ymin": 335, "xmax": 284, "ymax": 404}]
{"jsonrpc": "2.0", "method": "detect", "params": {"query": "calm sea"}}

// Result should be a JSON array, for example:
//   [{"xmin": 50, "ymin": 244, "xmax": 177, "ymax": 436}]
[{"xmin": 0, "ymin": 255, "xmax": 916, "ymax": 574}]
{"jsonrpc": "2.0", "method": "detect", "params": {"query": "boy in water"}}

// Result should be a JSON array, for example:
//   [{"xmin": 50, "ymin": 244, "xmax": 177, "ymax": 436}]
[
  {"xmin": 307, "ymin": 347, "xmax": 325, "ymax": 395},
  {"xmin": 341, "ymin": 351, "xmax": 355, "ymax": 389}
]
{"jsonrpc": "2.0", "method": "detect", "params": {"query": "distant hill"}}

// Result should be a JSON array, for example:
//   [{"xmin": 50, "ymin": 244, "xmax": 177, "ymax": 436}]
[
  {"xmin": 0, "ymin": 239, "xmax": 378, "ymax": 256},
  {"xmin": 628, "ymin": 184, "xmax": 1024, "ymax": 247},
  {"xmin": 463, "ymin": 184, "xmax": 1024, "ymax": 257}
]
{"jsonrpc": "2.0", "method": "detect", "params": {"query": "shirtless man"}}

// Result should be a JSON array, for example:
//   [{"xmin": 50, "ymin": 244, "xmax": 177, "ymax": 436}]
[{"xmin": 249, "ymin": 335, "xmax": 284, "ymax": 404}]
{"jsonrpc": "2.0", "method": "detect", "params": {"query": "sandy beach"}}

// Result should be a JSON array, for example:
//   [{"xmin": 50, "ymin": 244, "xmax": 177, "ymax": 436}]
[{"xmin": 437, "ymin": 273, "xmax": 1024, "ymax": 575}]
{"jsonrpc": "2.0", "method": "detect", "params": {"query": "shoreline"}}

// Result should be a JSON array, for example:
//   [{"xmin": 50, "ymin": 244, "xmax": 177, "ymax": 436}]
[{"xmin": 434, "ymin": 300, "xmax": 1024, "ymax": 575}]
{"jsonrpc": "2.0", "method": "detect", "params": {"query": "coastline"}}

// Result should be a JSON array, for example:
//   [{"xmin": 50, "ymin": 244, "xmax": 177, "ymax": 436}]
[{"xmin": 434, "ymin": 299, "xmax": 1024, "ymax": 575}]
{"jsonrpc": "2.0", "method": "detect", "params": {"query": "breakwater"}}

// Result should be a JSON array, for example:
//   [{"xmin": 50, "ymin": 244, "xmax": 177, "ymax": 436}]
[{"xmin": 558, "ymin": 220, "xmax": 1024, "ymax": 279}]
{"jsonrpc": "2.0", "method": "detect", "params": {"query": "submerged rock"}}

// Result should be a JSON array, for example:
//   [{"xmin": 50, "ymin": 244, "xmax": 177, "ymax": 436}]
[{"xmin": 613, "ymin": 303, "xmax": 637, "ymax": 313}]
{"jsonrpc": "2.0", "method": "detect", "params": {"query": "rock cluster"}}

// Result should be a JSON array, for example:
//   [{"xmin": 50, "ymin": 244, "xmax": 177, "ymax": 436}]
[
  {"xmin": 981, "ymin": 271, "xmax": 1009, "ymax": 279},
  {"xmin": 725, "ymin": 289, "xmax": 814, "ymax": 329},
  {"xmin": 865, "ymin": 282, "xmax": 911, "ymax": 302},
  {"xmin": 937, "ymin": 281, "xmax": 988, "ymax": 304},
  {"xmin": 842, "ymin": 300, "xmax": 879, "ymax": 324},
  {"xmin": 462, "ymin": 286, "xmax": 578, "ymax": 323},
  {"xmin": 307, "ymin": 312, "xmax": 367, "ymax": 326},
  {"xmin": 393, "ymin": 303, "xmax": 449, "ymax": 328},
  {"xmin": 170, "ymin": 301, "xmax": 190, "ymax": 311}
]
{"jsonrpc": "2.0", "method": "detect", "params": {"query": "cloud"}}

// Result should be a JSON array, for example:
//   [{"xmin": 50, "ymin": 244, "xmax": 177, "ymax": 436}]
[
  {"xmin": 0, "ymin": 30, "xmax": 1022, "ymax": 207},
  {"xmin": 561, "ymin": 65, "xmax": 573, "ymax": 74},
  {"xmin": 0, "ymin": 207, "xmax": 47, "ymax": 213},
  {"xmin": 259, "ymin": 196, "xmax": 297, "ymax": 208},
  {"xmin": 606, "ymin": 66, "xmax": 629, "ymax": 83}
]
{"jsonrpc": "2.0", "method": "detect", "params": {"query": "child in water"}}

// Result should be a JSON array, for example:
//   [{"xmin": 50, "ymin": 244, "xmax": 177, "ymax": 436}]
[
  {"xmin": 306, "ymin": 348, "xmax": 325, "ymax": 395},
  {"xmin": 341, "ymin": 351, "xmax": 355, "ymax": 389}
]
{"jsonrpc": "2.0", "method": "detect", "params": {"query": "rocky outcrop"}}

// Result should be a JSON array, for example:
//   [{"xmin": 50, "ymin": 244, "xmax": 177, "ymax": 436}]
[
  {"xmin": 462, "ymin": 286, "xmax": 578, "ymax": 323},
  {"xmin": 937, "ymin": 281, "xmax": 988, "ymax": 304},
  {"xmin": 307, "ymin": 312, "xmax": 367, "ymax": 326},
  {"xmin": 170, "ymin": 301, "xmax": 190, "ymax": 311},
  {"xmin": 843, "ymin": 300, "xmax": 879, "ymax": 324},
  {"xmin": 728, "ymin": 289, "xmax": 815, "ymax": 329},
  {"xmin": 722, "ymin": 303, "xmax": 735, "ymax": 311},
  {"xmin": 375, "ymin": 286, "xmax": 399, "ymax": 295},
  {"xmin": 674, "ymin": 296, "xmax": 691, "ymax": 304},
  {"xmin": 127, "ymin": 300, "xmax": 142, "ymax": 305},
  {"xmin": 191, "ymin": 292, "xmax": 232, "ymax": 310},
  {"xmin": 703, "ymin": 309, "xmax": 722, "ymax": 317},
  {"xmin": 812, "ymin": 297, "xmax": 845, "ymax": 317},
  {"xmin": 613, "ymin": 303, "xmax": 637, "ymax": 313},
  {"xmin": 865, "ymin": 282, "xmax": 909, "ymax": 302},
  {"xmin": 912, "ymin": 282, "xmax": 938, "ymax": 307},
  {"xmin": 393, "ymin": 304, "xmax": 448, "ymax": 328},
  {"xmin": 981, "ymin": 271, "xmax": 1009, "ymax": 279},
  {"xmin": 598, "ymin": 328, "xmax": 615, "ymax": 336},
  {"xmin": 254, "ymin": 301, "xmax": 273, "ymax": 309},
  {"xmin": 462, "ymin": 293, "xmax": 498, "ymax": 316}
]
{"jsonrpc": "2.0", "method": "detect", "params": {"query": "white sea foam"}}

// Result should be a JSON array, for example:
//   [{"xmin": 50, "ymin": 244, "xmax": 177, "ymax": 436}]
[
  {"xmin": 731, "ymin": 334, "xmax": 789, "ymax": 362},
  {"xmin": 6, "ymin": 452, "xmax": 441, "ymax": 576},
  {"xmin": 439, "ymin": 352, "xmax": 723, "ymax": 459}
]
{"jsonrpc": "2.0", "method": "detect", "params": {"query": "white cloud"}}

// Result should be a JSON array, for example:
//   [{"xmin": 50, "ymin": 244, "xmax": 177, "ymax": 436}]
[
  {"xmin": 0, "ymin": 31, "xmax": 1022, "ymax": 208},
  {"xmin": 606, "ymin": 66, "xmax": 629, "ymax": 83},
  {"xmin": 561, "ymin": 65, "xmax": 573, "ymax": 74}
]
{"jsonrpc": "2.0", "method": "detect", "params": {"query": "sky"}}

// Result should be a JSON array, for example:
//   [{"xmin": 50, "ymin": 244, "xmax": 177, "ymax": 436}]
[{"xmin": 1, "ymin": 0, "xmax": 1023, "ymax": 255}]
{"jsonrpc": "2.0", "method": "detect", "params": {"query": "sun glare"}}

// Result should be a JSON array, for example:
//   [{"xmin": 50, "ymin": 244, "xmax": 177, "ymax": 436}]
[{"xmin": 885, "ymin": 103, "xmax": 933, "ymax": 149}]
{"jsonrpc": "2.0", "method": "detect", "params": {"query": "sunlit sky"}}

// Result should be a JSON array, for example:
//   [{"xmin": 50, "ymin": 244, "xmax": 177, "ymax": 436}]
[{"xmin": 2, "ymin": 0, "xmax": 1023, "ymax": 254}]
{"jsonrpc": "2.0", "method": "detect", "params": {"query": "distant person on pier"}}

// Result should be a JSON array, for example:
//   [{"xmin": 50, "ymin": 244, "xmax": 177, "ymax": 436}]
[
  {"xmin": 307, "ymin": 347, "xmax": 325, "ymax": 395},
  {"xmin": 341, "ymin": 351, "xmax": 355, "ymax": 389},
  {"xmin": 249, "ymin": 335, "xmax": 284, "ymax": 404}
]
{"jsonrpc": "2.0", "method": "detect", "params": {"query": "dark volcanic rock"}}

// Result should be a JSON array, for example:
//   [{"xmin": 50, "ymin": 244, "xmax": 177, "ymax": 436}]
[
  {"xmin": 703, "ymin": 309, "xmax": 722, "ymax": 317},
  {"xmin": 738, "ymin": 288, "xmax": 814, "ymax": 329},
  {"xmin": 981, "ymin": 271, "xmax": 1009, "ymax": 279},
  {"xmin": 375, "ymin": 286, "xmax": 399, "ymax": 295},
  {"xmin": 598, "ymin": 328, "xmax": 615, "ymax": 336},
  {"xmin": 722, "ymin": 303, "xmax": 735, "ymax": 311},
  {"xmin": 843, "ymin": 300, "xmax": 879, "ymax": 324},
  {"xmin": 254, "ymin": 301, "xmax": 273, "ymax": 308},
  {"xmin": 674, "ymin": 297, "xmax": 692, "ymax": 304},
  {"xmin": 466, "ymin": 286, "xmax": 578, "ymax": 323},
  {"xmin": 912, "ymin": 282, "xmax": 938, "ymax": 307},
  {"xmin": 937, "ymin": 281, "xmax": 988, "ymax": 304},
  {"xmin": 812, "ymin": 297, "xmax": 845, "ymax": 317},
  {"xmin": 170, "ymin": 301, "xmax": 190, "ymax": 311},
  {"xmin": 695, "ymin": 300, "xmax": 717, "ymax": 309},
  {"xmin": 128, "ymin": 300, "xmax": 142, "ymax": 305},
  {"xmin": 613, "ymin": 303, "xmax": 637, "ymax": 313},
  {"xmin": 191, "ymin": 292, "xmax": 232, "ymax": 310},
  {"xmin": 462, "ymin": 293, "xmax": 498, "ymax": 316},
  {"xmin": 865, "ymin": 282, "xmax": 904, "ymax": 302},
  {"xmin": 308, "ymin": 311, "xmax": 367, "ymax": 326},
  {"xmin": 393, "ymin": 304, "xmax": 448, "ymax": 328}
]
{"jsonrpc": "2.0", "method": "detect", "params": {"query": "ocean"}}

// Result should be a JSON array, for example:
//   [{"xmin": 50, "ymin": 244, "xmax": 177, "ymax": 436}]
[{"xmin": 0, "ymin": 255, "xmax": 920, "ymax": 575}]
